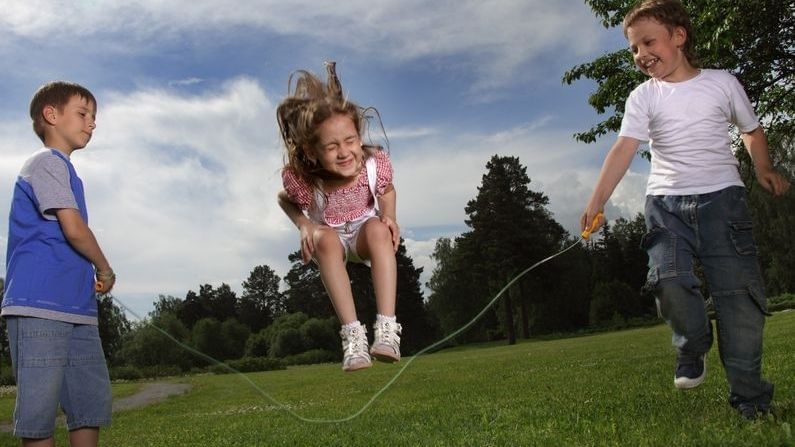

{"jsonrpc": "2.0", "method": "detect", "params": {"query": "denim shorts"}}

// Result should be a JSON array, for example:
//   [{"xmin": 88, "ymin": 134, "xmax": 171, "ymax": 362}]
[{"xmin": 6, "ymin": 316, "xmax": 112, "ymax": 438}]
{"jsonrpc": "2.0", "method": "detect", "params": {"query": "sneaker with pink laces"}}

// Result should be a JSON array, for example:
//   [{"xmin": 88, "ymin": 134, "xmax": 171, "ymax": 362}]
[
  {"xmin": 340, "ymin": 323, "xmax": 372, "ymax": 372},
  {"xmin": 370, "ymin": 320, "xmax": 402, "ymax": 363}
]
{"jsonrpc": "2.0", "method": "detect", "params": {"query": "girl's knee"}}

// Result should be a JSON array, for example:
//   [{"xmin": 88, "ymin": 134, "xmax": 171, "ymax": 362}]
[
  {"xmin": 362, "ymin": 219, "xmax": 390, "ymax": 242},
  {"xmin": 314, "ymin": 230, "xmax": 343, "ymax": 257}
]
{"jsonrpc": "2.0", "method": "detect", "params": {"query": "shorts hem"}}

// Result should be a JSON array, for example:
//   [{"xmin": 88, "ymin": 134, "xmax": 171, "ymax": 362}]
[
  {"xmin": 12, "ymin": 427, "xmax": 55, "ymax": 439},
  {"xmin": 67, "ymin": 418, "xmax": 112, "ymax": 431}
]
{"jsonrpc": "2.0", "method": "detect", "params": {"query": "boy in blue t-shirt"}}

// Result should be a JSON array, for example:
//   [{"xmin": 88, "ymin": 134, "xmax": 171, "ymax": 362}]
[{"xmin": 2, "ymin": 81, "xmax": 116, "ymax": 445}]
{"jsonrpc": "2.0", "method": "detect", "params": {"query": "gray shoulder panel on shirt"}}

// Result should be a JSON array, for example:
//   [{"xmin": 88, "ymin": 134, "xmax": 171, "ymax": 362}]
[{"xmin": 21, "ymin": 150, "xmax": 78, "ymax": 220}]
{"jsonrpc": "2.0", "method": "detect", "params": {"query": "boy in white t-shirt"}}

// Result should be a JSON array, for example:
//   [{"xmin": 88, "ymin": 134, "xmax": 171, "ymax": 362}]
[{"xmin": 581, "ymin": 0, "xmax": 790, "ymax": 420}]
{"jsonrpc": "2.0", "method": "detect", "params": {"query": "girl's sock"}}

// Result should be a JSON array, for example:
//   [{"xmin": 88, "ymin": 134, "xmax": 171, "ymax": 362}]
[
  {"xmin": 376, "ymin": 314, "xmax": 396, "ymax": 324},
  {"xmin": 342, "ymin": 320, "xmax": 363, "ymax": 330}
]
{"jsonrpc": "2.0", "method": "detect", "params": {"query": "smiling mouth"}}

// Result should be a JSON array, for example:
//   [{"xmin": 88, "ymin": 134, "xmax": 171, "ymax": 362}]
[{"xmin": 642, "ymin": 58, "xmax": 659, "ymax": 70}]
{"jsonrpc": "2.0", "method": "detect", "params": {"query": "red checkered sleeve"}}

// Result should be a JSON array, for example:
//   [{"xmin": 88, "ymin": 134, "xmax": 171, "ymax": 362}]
[
  {"xmin": 281, "ymin": 168, "xmax": 313, "ymax": 210},
  {"xmin": 373, "ymin": 150, "xmax": 393, "ymax": 197}
]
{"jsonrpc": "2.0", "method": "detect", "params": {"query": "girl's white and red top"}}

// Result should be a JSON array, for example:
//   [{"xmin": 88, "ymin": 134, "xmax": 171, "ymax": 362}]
[{"xmin": 282, "ymin": 150, "xmax": 393, "ymax": 226}]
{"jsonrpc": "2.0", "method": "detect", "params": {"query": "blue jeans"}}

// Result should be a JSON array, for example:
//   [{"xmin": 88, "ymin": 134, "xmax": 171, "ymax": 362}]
[
  {"xmin": 642, "ymin": 186, "xmax": 773, "ymax": 409},
  {"xmin": 6, "ymin": 316, "xmax": 112, "ymax": 438}
]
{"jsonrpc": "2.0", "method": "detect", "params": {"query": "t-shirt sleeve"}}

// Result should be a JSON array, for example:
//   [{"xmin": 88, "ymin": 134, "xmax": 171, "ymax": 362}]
[
  {"xmin": 726, "ymin": 74, "xmax": 759, "ymax": 133},
  {"xmin": 28, "ymin": 154, "xmax": 78, "ymax": 220},
  {"xmin": 281, "ymin": 168, "xmax": 313, "ymax": 210},
  {"xmin": 373, "ymin": 150, "xmax": 393, "ymax": 197},
  {"xmin": 618, "ymin": 86, "xmax": 651, "ymax": 142}
]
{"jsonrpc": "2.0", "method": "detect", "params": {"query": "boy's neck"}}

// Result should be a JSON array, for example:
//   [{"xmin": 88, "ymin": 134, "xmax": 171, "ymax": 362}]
[
  {"xmin": 661, "ymin": 64, "xmax": 700, "ymax": 83},
  {"xmin": 44, "ymin": 142, "xmax": 78, "ymax": 158}
]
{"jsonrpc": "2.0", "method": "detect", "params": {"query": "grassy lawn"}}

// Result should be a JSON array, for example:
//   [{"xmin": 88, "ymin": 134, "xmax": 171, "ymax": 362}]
[{"xmin": 1, "ymin": 311, "xmax": 793, "ymax": 446}]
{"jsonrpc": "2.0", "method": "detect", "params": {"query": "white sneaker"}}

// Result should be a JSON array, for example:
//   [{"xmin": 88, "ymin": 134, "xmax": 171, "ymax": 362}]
[
  {"xmin": 340, "ymin": 323, "xmax": 372, "ymax": 372},
  {"xmin": 370, "ymin": 320, "xmax": 402, "ymax": 363}
]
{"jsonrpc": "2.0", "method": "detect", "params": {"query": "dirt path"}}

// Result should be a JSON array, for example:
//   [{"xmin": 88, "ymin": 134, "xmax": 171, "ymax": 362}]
[{"xmin": 0, "ymin": 382, "xmax": 191, "ymax": 433}]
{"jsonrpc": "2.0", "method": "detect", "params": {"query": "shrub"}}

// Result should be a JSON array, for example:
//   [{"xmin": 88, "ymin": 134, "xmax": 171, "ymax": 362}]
[
  {"xmin": 282, "ymin": 349, "xmax": 338, "ymax": 366},
  {"xmin": 109, "ymin": 365, "xmax": 143, "ymax": 381},
  {"xmin": 209, "ymin": 356, "xmax": 286, "ymax": 374},
  {"xmin": 0, "ymin": 370, "xmax": 15, "ymax": 386},
  {"xmin": 139, "ymin": 365, "xmax": 183, "ymax": 378},
  {"xmin": 768, "ymin": 293, "xmax": 795, "ymax": 312},
  {"xmin": 269, "ymin": 328, "xmax": 305, "ymax": 358},
  {"xmin": 300, "ymin": 317, "xmax": 340, "ymax": 353},
  {"xmin": 245, "ymin": 330, "xmax": 271, "ymax": 357}
]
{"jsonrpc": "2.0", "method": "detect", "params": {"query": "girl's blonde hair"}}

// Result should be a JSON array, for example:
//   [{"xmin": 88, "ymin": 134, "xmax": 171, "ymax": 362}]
[
  {"xmin": 623, "ymin": 0, "xmax": 698, "ymax": 67},
  {"xmin": 277, "ymin": 62, "xmax": 380, "ymax": 183}
]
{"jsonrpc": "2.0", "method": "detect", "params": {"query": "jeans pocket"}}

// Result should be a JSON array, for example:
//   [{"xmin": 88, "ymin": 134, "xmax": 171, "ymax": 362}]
[
  {"xmin": 748, "ymin": 282, "xmax": 771, "ymax": 316},
  {"xmin": 641, "ymin": 227, "xmax": 676, "ymax": 278},
  {"xmin": 729, "ymin": 221, "xmax": 757, "ymax": 256}
]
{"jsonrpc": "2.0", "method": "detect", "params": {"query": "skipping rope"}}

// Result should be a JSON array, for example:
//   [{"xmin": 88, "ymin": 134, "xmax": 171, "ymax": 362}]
[{"xmin": 109, "ymin": 215, "xmax": 602, "ymax": 424}]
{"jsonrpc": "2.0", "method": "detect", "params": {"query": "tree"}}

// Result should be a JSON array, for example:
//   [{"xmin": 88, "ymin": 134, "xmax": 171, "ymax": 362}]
[
  {"xmin": 563, "ymin": 0, "xmax": 795, "ymax": 150},
  {"xmin": 0, "ymin": 278, "xmax": 7, "ymax": 377},
  {"xmin": 565, "ymin": 0, "xmax": 795, "ymax": 296},
  {"xmin": 427, "ymin": 235, "xmax": 496, "ymax": 344},
  {"xmin": 206, "ymin": 283, "xmax": 237, "ymax": 322},
  {"xmin": 463, "ymin": 155, "xmax": 566, "ymax": 344},
  {"xmin": 192, "ymin": 318, "xmax": 224, "ymax": 361},
  {"xmin": 239, "ymin": 265, "xmax": 285, "ymax": 332},
  {"xmin": 97, "ymin": 294, "xmax": 132, "ymax": 366},
  {"xmin": 151, "ymin": 294, "xmax": 183, "ymax": 320},
  {"xmin": 283, "ymin": 252, "xmax": 335, "ymax": 318},
  {"xmin": 179, "ymin": 290, "xmax": 207, "ymax": 329},
  {"xmin": 121, "ymin": 313, "xmax": 192, "ymax": 371}
]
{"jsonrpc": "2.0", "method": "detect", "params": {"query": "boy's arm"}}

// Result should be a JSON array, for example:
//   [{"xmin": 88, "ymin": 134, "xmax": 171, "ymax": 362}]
[
  {"xmin": 741, "ymin": 126, "xmax": 791, "ymax": 197},
  {"xmin": 54, "ymin": 208, "xmax": 115, "ymax": 293},
  {"xmin": 277, "ymin": 190, "xmax": 318, "ymax": 264},
  {"xmin": 377, "ymin": 184, "xmax": 399, "ymax": 252},
  {"xmin": 581, "ymin": 136, "xmax": 641, "ymax": 234}
]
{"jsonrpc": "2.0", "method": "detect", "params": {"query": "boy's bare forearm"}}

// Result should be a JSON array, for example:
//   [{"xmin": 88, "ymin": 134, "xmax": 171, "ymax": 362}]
[
  {"xmin": 741, "ymin": 127, "xmax": 774, "ymax": 172},
  {"xmin": 587, "ymin": 137, "xmax": 640, "ymax": 209},
  {"xmin": 55, "ymin": 208, "xmax": 112, "ymax": 272}
]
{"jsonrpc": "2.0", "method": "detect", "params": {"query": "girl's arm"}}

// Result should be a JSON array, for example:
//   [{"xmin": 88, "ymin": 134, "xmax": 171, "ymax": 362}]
[
  {"xmin": 741, "ymin": 126, "xmax": 790, "ymax": 197},
  {"xmin": 581, "ymin": 136, "xmax": 641, "ymax": 234},
  {"xmin": 277, "ymin": 190, "xmax": 319, "ymax": 263},
  {"xmin": 377, "ymin": 184, "xmax": 399, "ymax": 252}
]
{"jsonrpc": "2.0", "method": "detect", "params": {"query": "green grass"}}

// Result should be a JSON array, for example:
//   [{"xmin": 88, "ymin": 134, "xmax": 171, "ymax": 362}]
[{"xmin": 2, "ymin": 312, "xmax": 794, "ymax": 446}]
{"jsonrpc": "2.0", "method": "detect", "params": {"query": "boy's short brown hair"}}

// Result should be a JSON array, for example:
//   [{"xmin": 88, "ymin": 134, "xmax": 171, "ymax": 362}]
[
  {"xmin": 623, "ymin": 0, "xmax": 698, "ymax": 67},
  {"xmin": 29, "ymin": 81, "xmax": 96, "ymax": 143}
]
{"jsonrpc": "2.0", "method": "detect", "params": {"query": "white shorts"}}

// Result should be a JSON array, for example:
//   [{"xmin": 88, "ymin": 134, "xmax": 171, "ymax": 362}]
[{"xmin": 332, "ymin": 210, "xmax": 378, "ymax": 267}]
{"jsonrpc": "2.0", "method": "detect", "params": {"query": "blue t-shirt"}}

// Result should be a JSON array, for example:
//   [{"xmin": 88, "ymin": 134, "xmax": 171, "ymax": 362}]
[{"xmin": 2, "ymin": 148, "xmax": 97, "ymax": 324}]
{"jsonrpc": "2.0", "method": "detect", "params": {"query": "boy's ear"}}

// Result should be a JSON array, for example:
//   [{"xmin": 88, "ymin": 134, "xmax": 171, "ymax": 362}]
[
  {"xmin": 42, "ymin": 105, "xmax": 58, "ymax": 125},
  {"xmin": 672, "ymin": 26, "xmax": 687, "ymax": 47}
]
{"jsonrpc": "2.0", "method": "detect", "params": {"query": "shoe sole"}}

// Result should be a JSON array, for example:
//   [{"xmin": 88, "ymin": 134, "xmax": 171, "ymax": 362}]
[
  {"xmin": 674, "ymin": 358, "xmax": 706, "ymax": 390},
  {"xmin": 343, "ymin": 361, "xmax": 372, "ymax": 372},
  {"xmin": 370, "ymin": 347, "xmax": 400, "ymax": 363}
]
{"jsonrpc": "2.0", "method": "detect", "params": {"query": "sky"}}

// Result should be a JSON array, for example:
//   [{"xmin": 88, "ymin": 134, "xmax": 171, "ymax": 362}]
[{"xmin": 0, "ymin": 0, "xmax": 652, "ymax": 318}]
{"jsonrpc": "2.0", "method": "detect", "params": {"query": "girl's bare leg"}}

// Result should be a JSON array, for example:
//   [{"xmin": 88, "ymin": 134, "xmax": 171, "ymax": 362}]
[
  {"xmin": 313, "ymin": 227, "xmax": 358, "ymax": 324},
  {"xmin": 357, "ymin": 218, "xmax": 397, "ymax": 316}
]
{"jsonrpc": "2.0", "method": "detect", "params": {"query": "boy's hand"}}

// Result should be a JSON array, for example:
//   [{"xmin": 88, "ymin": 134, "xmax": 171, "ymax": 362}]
[
  {"xmin": 380, "ymin": 215, "xmax": 400, "ymax": 252},
  {"xmin": 95, "ymin": 269, "xmax": 116, "ymax": 294},
  {"xmin": 580, "ymin": 206, "xmax": 605, "ymax": 238},
  {"xmin": 299, "ymin": 222, "xmax": 321, "ymax": 264},
  {"xmin": 756, "ymin": 167, "xmax": 790, "ymax": 197}
]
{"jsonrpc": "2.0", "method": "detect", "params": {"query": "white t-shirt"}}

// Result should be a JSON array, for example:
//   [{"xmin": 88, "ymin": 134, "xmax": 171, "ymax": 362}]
[{"xmin": 619, "ymin": 69, "xmax": 759, "ymax": 195}]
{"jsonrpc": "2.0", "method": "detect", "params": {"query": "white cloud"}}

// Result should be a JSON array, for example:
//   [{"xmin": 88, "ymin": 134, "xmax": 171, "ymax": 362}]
[
  {"xmin": 0, "ymin": 78, "xmax": 293, "ymax": 314},
  {"xmin": 0, "ymin": 0, "xmax": 606, "ymax": 92},
  {"xmin": 0, "ymin": 80, "xmax": 648, "ymax": 316}
]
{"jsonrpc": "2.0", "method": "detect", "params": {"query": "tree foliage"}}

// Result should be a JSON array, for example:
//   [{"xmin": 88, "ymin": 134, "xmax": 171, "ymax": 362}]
[
  {"xmin": 564, "ymin": 0, "xmax": 795, "ymax": 153},
  {"xmin": 566, "ymin": 0, "xmax": 795, "ymax": 295}
]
